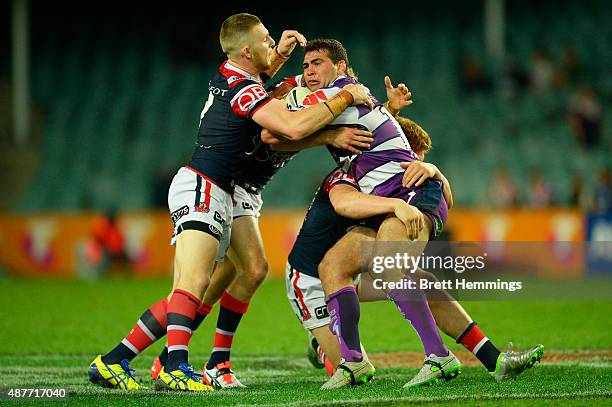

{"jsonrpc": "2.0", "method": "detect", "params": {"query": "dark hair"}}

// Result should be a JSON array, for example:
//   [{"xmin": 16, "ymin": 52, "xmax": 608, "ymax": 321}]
[{"xmin": 304, "ymin": 38, "xmax": 358, "ymax": 80}]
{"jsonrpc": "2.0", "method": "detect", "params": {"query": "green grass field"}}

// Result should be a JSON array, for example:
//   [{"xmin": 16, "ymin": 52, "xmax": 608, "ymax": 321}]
[{"xmin": 0, "ymin": 278, "xmax": 611, "ymax": 406}]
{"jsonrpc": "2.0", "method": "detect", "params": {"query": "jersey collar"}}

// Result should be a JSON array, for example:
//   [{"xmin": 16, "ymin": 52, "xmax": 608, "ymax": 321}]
[{"xmin": 220, "ymin": 60, "xmax": 263, "ymax": 85}]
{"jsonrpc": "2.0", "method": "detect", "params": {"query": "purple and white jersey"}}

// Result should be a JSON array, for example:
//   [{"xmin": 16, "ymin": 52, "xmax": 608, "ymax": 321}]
[{"xmin": 295, "ymin": 75, "xmax": 419, "ymax": 198}]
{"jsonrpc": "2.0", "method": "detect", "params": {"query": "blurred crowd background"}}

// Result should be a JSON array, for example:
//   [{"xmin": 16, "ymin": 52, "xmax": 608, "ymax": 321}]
[{"xmin": 0, "ymin": 0, "xmax": 610, "ymax": 278}]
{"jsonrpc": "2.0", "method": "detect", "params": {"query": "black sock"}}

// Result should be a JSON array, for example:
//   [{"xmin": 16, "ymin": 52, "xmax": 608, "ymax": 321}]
[
  {"xmin": 158, "ymin": 307, "xmax": 209, "ymax": 367},
  {"xmin": 456, "ymin": 322, "xmax": 501, "ymax": 372}
]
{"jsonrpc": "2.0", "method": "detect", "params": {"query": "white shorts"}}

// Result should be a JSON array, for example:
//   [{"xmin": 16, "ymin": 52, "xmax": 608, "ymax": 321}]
[
  {"xmin": 168, "ymin": 166, "xmax": 232, "ymax": 262},
  {"xmin": 233, "ymin": 185, "xmax": 263, "ymax": 218},
  {"xmin": 285, "ymin": 263, "xmax": 330, "ymax": 330},
  {"xmin": 285, "ymin": 262, "xmax": 361, "ymax": 331}
]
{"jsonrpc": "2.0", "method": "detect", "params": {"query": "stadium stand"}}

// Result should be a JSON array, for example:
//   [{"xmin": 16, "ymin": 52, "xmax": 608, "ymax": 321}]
[{"xmin": 17, "ymin": 0, "xmax": 612, "ymax": 211}]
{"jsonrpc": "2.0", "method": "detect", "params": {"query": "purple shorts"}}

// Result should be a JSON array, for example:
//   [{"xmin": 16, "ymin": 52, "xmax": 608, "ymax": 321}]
[{"xmin": 363, "ymin": 178, "xmax": 448, "ymax": 240}]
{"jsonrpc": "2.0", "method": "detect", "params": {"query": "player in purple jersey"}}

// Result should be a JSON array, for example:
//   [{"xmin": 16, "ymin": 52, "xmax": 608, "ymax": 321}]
[
  {"xmin": 262, "ymin": 39, "xmax": 457, "ymax": 388},
  {"xmin": 323, "ymin": 160, "xmax": 459, "ymax": 390},
  {"xmin": 285, "ymin": 117, "xmax": 444, "ymax": 375},
  {"xmin": 307, "ymin": 41, "xmax": 542, "ymax": 390},
  {"xmin": 287, "ymin": 117, "xmax": 544, "ymax": 389},
  {"xmin": 267, "ymin": 39, "xmax": 543, "ymax": 389},
  {"xmin": 88, "ymin": 15, "xmax": 374, "ymax": 392}
]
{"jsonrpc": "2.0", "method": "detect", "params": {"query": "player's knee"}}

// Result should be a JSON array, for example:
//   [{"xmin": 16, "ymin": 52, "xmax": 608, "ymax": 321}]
[
  {"xmin": 248, "ymin": 257, "xmax": 269, "ymax": 288},
  {"xmin": 319, "ymin": 252, "xmax": 345, "ymax": 282},
  {"xmin": 378, "ymin": 216, "xmax": 406, "ymax": 240},
  {"xmin": 238, "ymin": 256, "xmax": 268, "ymax": 291},
  {"xmin": 177, "ymin": 269, "xmax": 210, "ymax": 297},
  {"xmin": 318, "ymin": 254, "xmax": 333, "ymax": 278}
]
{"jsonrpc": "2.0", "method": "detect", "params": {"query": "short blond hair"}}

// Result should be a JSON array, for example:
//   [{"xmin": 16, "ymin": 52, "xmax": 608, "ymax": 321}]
[
  {"xmin": 396, "ymin": 116, "xmax": 432, "ymax": 155},
  {"xmin": 220, "ymin": 13, "xmax": 261, "ymax": 57}
]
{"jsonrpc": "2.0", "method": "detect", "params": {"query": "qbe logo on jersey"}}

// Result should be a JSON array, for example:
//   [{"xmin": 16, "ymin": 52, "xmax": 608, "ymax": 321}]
[{"xmin": 231, "ymin": 84, "xmax": 268, "ymax": 116}]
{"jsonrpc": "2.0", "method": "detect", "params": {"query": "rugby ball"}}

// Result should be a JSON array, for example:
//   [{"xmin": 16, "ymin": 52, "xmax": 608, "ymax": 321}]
[{"xmin": 285, "ymin": 86, "xmax": 312, "ymax": 110}]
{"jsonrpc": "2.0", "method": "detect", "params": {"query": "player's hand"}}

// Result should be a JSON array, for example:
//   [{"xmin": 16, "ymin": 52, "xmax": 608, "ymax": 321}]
[
  {"xmin": 261, "ymin": 128, "xmax": 284, "ymax": 145},
  {"xmin": 342, "ymin": 84, "xmax": 374, "ymax": 110},
  {"xmin": 400, "ymin": 161, "xmax": 437, "ymax": 188},
  {"xmin": 384, "ymin": 76, "xmax": 412, "ymax": 115},
  {"xmin": 268, "ymin": 82, "xmax": 295, "ymax": 100},
  {"xmin": 325, "ymin": 128, "xmax": 373, "ymax": 155},
  {"xmin": 276, "ymin": 30, "xmax": 307, "ymax": 58},
  {"xmin": 393, "ymin": 201, "xmax": 424, "ymax": 240}
]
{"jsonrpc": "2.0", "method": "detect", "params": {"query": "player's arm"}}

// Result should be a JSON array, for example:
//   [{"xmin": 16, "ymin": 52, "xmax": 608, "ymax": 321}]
[
  {"xmin": 264, "ymin": 30, "xmax": 307, "ymax": 79},
  {"xmin": 400, "ymin": 162, "xmax": 454, "ymax": 209},
  {"xmin": 252, "ymin": 84, "xmax": 374, "ymax": 141},
  {"xmin": 382, "ymin": 75, "xmax": 413, "ymax": 116},
  {"xmin": 330, "ymin": 184, "xmax": 406, "ymax": 219},
  {"xmin": 434, "ymin": 167, "xmax": 454, "ymax": 209},
  {"xmin": 329, "ymin": 184, "xmax": 424, "ymax": 240},
  {"xmin": 261, "ymin": 127, "xmax": 373, "ymax": 154}
]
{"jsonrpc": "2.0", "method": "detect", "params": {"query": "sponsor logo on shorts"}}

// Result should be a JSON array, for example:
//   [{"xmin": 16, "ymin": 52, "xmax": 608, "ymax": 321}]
[
  {"xmin": 171, "ymin": 205, "xmax": 189, "ymax": 226},
  {"xmin": 314, "ymin": 305, "xmax": 329, "ymax": 320},
  {"xmin": 241, "ymin": 202, "xmax": 254, "ymax": 211},
  {"xmin": 195, "ymin": 202, "xmax": 209, "ymax": 213},
  {"xmin": 208, "ymin": 224, "xmax": 221, "ymax": 237},
  {"xmin": 214, "ymin": 211, "xmax": 225, "ymax": 225}
]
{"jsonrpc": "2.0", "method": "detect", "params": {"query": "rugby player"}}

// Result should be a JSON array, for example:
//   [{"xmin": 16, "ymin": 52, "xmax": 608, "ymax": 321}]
[
  {"xmin": 268, "ymin": 39, "xmax": 543, "ymax": 389},
  {"xmin": 87, "ymin": 14, "xmax": 373, "ymax": 392},
  {"xmin": 286, "ymin": 118, "xmax": 543, "ymax": 389},
  {"xmin": 148, "ymin": 99, "xmax": 376, "ymax": 388},
  {"xmin": 261, "ymin": 38, "xmax": 453, "ymax": 389}
]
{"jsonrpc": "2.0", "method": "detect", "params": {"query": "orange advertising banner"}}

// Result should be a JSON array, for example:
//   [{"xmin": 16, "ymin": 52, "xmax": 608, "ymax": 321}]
[
  {"xmin": 257, "ymin": 209, "xmax": 306, "ymax": 277},
  {"xmin": 0, "ymin": 212, "xmax": 175, "ymax": 278},
  {"xmin": 446, "ymin": 209, "xmax": 585, "ymax": 241},
  {"xmin": 0, "ymin": 208, "xmax": 584, "ymax": 278},
  {"xmin": 446, "ymin": 209, "xmax": 585, "ymax": 277}
]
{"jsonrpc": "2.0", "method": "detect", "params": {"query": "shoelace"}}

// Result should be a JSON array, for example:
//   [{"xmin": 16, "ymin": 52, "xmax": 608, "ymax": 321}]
[
  {"xmin": 119, "ymin": 359, "xmax": 137, "ymax": 380},
  {"xmin": 213, "ymin": 362, "xmax": 233, "ymax": 377},
  {"xmin": 337, "ymin": 363, "xmax": 356, "ymax": 384},
  {"xmin": 180, "ymin": 364, "xmax": 203, "ymax": 382},
  {"xmin": 424, "ymin": 359, "xmax": 444, "ymax": 370},
  {"xmin": 216, "ymin": 367, "xmax": 233, "ymax": 376},
  {"xmin": 424, "ymin": 357, "xmax": 455, "ymax": 379}
]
